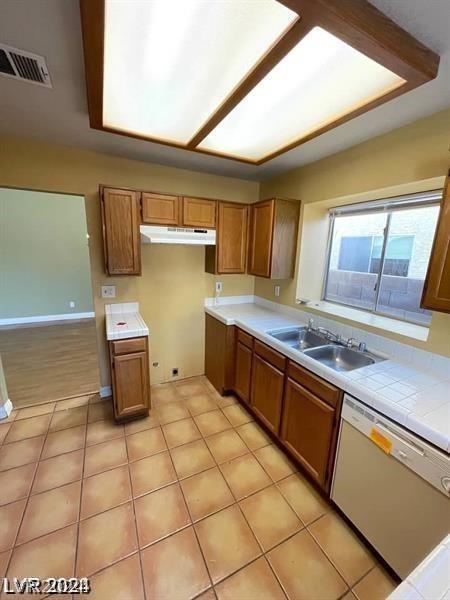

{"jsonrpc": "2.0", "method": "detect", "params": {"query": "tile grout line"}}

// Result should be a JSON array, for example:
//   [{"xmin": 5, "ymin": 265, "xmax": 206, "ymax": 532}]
[{"xmin": 73, "ymin": 410, "xmax": 88, "ymax": 582}]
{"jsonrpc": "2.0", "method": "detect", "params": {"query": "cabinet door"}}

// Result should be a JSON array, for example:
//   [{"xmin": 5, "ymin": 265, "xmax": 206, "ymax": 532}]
[
  {"xmin": 421, "ymin": 172, "xmax": 450, "ymax": 312},
  {"xmin": 101, "ymin": 187, "xmax": 141, "ymax": 275},
  {"xmin": 182, "ymin": 197, "xmax": 216, "ymax": 229},
  {"xmin": 113, "ymin": 351, "xmax": 149, "ymax": 420},
  {"xmin": 281, "ymin": 378, "xmax": 335, "ymax": 488},
  {"xmin": 141, "ymin": 192, "xmax": 180, "ymax": 225},
  {"xmin": 234, "ymin": 341, "xmax": 252, "ymax": 403},
  {"xmin": 251, "ymin": 354, "xmax": 284, "ymax": 434},
  {"xmin": 217, "ymin": 202, "xmax": 248, "ymax": 273},
  {"xmin": 205, "ymin": 314, "xmax": 235, "ymax": 394},
  {"xmin": 248, "ymin": 199, "xmax": 274, "ymax": 277}
]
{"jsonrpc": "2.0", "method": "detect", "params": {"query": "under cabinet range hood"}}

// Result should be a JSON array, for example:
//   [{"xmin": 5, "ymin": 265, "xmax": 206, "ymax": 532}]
[{"xmin": 140, "ymin": 225, "xmax": 216, "ymax": 245}]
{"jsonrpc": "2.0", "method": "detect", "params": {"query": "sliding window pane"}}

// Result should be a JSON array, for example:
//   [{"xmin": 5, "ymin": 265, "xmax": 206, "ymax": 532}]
[
  {"xmin": 376, "ymin": 206, "xmax": 440, "ymax": 325},
  {"xmin": 325, "ymin": 213, "xmax": 387, "ymax": 310}
]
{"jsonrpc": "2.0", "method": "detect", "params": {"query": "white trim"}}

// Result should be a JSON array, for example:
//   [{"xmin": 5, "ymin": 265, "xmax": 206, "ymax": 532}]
[
  {"xmin": 0, "ymin": 312, "xmax": 95, "ymax": 326},
  {"xmin": 100, "ymin": 386, "xmax": 112, "ymax": 398},
  {"xmin": 0, "ymin": 399, "xmax": 13, "ymax": 420},
  {"xmin": 204, "ymin": 295, "xmax": 255, "ymax": 307}
]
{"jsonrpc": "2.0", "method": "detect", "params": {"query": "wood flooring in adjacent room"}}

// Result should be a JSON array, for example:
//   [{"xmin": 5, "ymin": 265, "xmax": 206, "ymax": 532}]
[{"xmin": 0, "ymin": 320, "xmax": 100, "ymax": 409}]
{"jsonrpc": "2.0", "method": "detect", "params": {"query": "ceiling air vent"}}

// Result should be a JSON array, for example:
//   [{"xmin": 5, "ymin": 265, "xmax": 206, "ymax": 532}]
[{"xmin": 0, "ymin": 43, "xmax": 52, "ymax": 87}]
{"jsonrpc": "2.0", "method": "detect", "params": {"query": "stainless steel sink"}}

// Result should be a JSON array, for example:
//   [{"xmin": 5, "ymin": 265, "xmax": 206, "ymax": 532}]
[
  {"xmin": 303, "ymin": 344, "xmax": 376, "ymax": 372},
  {"xmin": 268, "ymin": 327, "xmax": 327, "ymax": 351}
]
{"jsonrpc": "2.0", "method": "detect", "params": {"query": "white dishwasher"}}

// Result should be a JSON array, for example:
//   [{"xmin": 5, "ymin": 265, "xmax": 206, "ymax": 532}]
[{"xmin": 331, "ymin": 395, "xmax": 450, "ymax": 579}]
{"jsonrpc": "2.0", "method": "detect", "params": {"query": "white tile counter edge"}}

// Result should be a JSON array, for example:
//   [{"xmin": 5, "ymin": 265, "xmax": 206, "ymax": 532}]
[
  {"xmin": 105, "ymin": 302, "xmax": 149, "ymax": 341},
  {"xmin": 388, "ymin": 535, "xmax": 450, "ymax": 600},
  {"xmin": 204, "ymin": 296, "xmax": 450, "ymax": 453}
]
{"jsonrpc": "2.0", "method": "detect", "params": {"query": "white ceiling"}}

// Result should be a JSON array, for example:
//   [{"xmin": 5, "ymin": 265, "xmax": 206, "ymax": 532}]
[{"xmin": 0, "ymin": 0, "xmax": 449, "ymax": 181}]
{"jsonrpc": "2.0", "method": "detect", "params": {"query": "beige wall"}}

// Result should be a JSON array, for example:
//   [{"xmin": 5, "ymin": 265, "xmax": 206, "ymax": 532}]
[
  {"xmin": 256, "ymin": 108, "xmax": 450, "ymax": 356},
  {"xmin": 0, "ymin": 135, "xmax": 258, "ymax": 387}
]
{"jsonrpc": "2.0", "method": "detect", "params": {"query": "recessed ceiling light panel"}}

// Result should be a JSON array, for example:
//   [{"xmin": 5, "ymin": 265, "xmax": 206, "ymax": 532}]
[
  {"xmin": 198, "ymin": 27, "xmax": 405, "ymax": 161},
  {"xmin": 103, "ymin": 0, "xmax": 297, "ymax": 145}
]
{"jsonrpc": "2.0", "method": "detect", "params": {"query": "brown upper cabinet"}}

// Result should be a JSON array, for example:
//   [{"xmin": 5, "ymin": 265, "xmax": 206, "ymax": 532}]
[
  {"xmin": 205, "ymin": 201, "xmax": 248, "ymax": 274},
  {"xmin": 141, "ymin": 192, "xmax": 180, "ymax": 225},
  {"xmin": 421, "ymin": 171, "xmax": 450, "ymax": 313},
  {"xmin": 182, "ymin": 197, "xmax": 216, "ymax": 229},
  {"xmin": 101, "ymin": 186, "xmax": 141, "ymax": 276},
  {"xmin": 248, "ymin": 198, "xmax": 300, "ymax": 279}
]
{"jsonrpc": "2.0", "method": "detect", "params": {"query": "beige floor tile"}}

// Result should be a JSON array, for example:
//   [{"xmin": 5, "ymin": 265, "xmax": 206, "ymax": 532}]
[
  {"xmin": 141, "ymin": 527, "xmax": 210, "ymax": 599},
  {"xmin": 7, "ymin": 525, "xmax": 77, "ymax": 580},
  {"xmin": 49, "ymin": 406, "xmax": 88, "ymax": 432},
  {"xmin": 135, "ymin": 483, "xmax": 191, "ymax": 548},
  {"xmin": 342, "ymin": 592, "xmax": 358, "ymax": 600},
  {"xmin": 126, "ymin": 427, "xmax": 167, "ymax": 462},
  {"xmin": 0, "ymin": 436, "xmax": 45, "ymax": 470},
  {"xmin": 0, "ymin": 463, "xmax": 36, "ymax": 506},
  {"xmin": 254, "ymin": 445, "xmax": 295, "ymax": 482},
  {"xmin": 185, "ymin": 393, "xmax": 218, "ymax": 417},
  {"xmin": 162, "ymin": 417, "xmax": 201, "ymax": 449},
  {"xmin": 81, "ymin": 465, "xmax": 131, "ymax": 519},
  {"xmin": 181, "ymin": 467, "xmax": 234, "ymax": 522},
  {"xmin": 86, "ymin": 553, "xmax": 145, "ymax": 600},
  {"xmin": 16, "ymin": 403, "xmax": 55, "ymax": 420},
  {"xmin": 268, "ymin": 529, "xmax": 347, "ymax": 600},
  {"xmin": 5, "ymin": 414, "xmax": 51, "ymax": 443},
  {"xmin": 352, "ymin": 566, "xmax": 397, "ymax": 600},
  {"xmin": 220, "ymin": 453, "xmax": 271, "ymax": 501},
  {"xmin": 88, "ymin": 401, "xmax": 114, "ymax": 423},
  {"xmin": 195, "ymin": 505, "xmax": 261, "ymax": 584},
  {"xmin": 205, "ymin": 430, "xmax": 249, "ymax": 464},
  {"xmin": 32, "ymin": 449, "xmax": 83, "ymax": 494},
  {"xmin": 214, "ymin": 394, "xmax": 238, "ymax": 409},
  {"xmin": 54, "ymin": 395, "xmax": 90, "ymax": 412},
  {"xmin": 240, "ymin": 485, "xmax": 303, "ymax": 551},
  {"xmin": 151, "ymin": 383, "xmax": 181, "ymax": 406},
  {"xmin": 0, "ymin": 499, "xmax": 26, "ymax": 552},
  {"xmin": 222, "ymin": 404, "xmax": 253, "ymax": 427},
  {"xmin": 77, "ymin": 502, "xmax": 138, "ymax": 577},
  {"xmin": 235, "ymin": 421, "xmax": 271, "ymax": 451},
  {"xmin": 41, "ymin": 425, "xmax": 85, "ymax": 460},
  {"xmin": 215, "ymin": 557, "xmax": 285, "ymax": 600},
  {"xmin": 16, "ymin": 481, "xmax": 81, "ymax": 544},
  {"xmin": 124, "ymin": 412, "xmax": 159, "ymax": 435},
  {"xmin": 0, "ymin": 549, "xmax": 11, "ymax": 578},
  {"xmin": 196, "ymin": 588, "xmax": 217, "ymax": 600},
  {"xmin": 175, "ymin": 378, "xmax": 210, "ymax": 397},
  {"xmin": 129, "ymin": 451, "xmax": 177, "ymax": 497},
  {"xmin": 0, "ymin": 423, "xmax": 10, "ymax": 445},
  {"xmin": 277, "ymin": 473, "xmax": 330, "ymax": 525},
  {"xmin": 194, "ymin": 410, "xmax": 232, "ymax": 437},
  {"xmin": 170, "ymin": 439, "xmax": 215, "ymax": 479},
  {"xmin": 84, "ymin": 437, "xmax": 128, "ymax": 477},
  {"xmin": 1, "ymin": 410, "xmax": 17, "ymax": 424},
  {"xmin": 157, "ymin": 401, "xmax": 191, "ymax": 425},
  {"xmin": 86, "ymin": 419, "xmax": 124, "ymax": 446},
  {"xmin": 309, "ymin": 513, "xmax": 375, "ymax": 586}
]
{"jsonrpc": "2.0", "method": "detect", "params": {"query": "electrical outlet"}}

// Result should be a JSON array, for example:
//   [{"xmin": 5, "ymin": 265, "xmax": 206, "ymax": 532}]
[
  {"xmin": 69, "ymin": 301, "xmax": 75, "ymax": 308},
  {"xmin": 215, "ymin": 281, "xmax": 222, "ymax": 294},
  {"xmin": 172, "ymin": 368, "xmax": 179, "ymax": 377},
  {"xmin": 274, "ymin": 285, "xmax": 280, "ymax": 297},
  {"xmin": 101, "ymin": 285, "xmax": 116, "ymax": 298}
]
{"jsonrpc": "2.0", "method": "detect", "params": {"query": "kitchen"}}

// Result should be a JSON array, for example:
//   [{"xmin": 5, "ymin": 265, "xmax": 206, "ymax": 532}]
[{"xmin": 0, "ymin": 0, "xmax": 449, "ymax": 599}]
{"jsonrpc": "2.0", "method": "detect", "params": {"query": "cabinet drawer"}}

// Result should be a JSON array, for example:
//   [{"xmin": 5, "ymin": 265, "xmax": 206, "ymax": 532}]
[
  {"xmin": 254, "ymin": 340, "xmax": 286, "ymax": 372},
  {"xmin": 288, "ymin": 361, "xmax": 340, "ymax": 407},
  {"xmin": 111, "ymin": 337, "xmax": 147, "ymax": 355},
  {"xmin": 237, "ymin": 329, "xmax": 253, "ymax": 349}
]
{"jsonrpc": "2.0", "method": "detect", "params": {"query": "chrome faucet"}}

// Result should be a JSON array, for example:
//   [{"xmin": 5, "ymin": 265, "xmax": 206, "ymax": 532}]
[
  {"xmin": 317, "ymin": 327, "xmax": 342, "ymax": 343},
  {"xmin": 346, "ymin": 337, "xmax": 357, "ymax": 348},
  {"xmin": 307, "ymin": 318, "xmax": 314, "ymax": 331}
]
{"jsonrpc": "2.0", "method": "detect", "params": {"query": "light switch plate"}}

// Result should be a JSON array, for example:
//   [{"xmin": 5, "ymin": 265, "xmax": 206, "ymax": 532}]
[
  {"xmin": 101, "ymin": 285, "xmax": 116, "ymax": 298},
  {"xmin": 215, "ymin": 281, "xmax": 222, "ymax": 294},
  {"xmin": 274, "ymin": 285, "xmax": 280, "ymax": 297}
]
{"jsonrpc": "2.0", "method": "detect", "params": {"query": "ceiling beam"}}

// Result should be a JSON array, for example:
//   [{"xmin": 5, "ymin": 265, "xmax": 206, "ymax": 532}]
[{"xmin": 79, "ymin": 0, "xmax": 104, "ymax": 129}]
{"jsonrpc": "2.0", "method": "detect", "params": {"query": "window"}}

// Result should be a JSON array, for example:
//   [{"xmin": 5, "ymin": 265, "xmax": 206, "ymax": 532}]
[{"xmin": 323, "ymin": 191, "xmax": 442, "ymax": 326}]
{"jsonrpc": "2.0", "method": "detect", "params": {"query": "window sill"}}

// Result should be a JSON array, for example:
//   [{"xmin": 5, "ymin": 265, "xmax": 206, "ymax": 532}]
[{"xmin": 301, "ymin": 300, "xmax": 429, "ymax": 342}]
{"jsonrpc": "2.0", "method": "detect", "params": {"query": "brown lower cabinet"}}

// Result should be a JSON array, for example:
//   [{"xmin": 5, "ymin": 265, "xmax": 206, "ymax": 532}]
[
  {"xmin": 109, "ymin": 336, "xmax": 150, "ymax": 422},
  {"xmin": 212, "ymin": 320, "xmax": 343, "ymax": 492}
]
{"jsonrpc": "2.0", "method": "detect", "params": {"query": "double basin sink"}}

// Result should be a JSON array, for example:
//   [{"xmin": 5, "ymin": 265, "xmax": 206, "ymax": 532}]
[{"xmin": 267, "ymin": 326, "xmax": 383, "ymax": 372}]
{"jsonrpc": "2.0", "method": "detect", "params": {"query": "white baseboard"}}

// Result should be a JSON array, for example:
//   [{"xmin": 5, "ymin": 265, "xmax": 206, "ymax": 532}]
[
  {"xmin": 100, "ymin": 386, "xmax": 112, "ymax": 398},
  {"xmin": 0, "ymin": 312, "xmax": 95, "ymax": 326}
]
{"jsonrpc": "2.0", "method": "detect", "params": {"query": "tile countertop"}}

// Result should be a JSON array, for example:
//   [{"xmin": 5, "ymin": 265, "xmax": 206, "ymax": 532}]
[
  {"xmin": 105, "ymin": 302, "xmax": 149, "ymax": 341},
  {"xmin": 204, "ymin": 299, "xmax": 450, "ymax": 453},
  {"xmin": 388, "ymin": 535, "xmax": 449, "ymax": 600}
]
